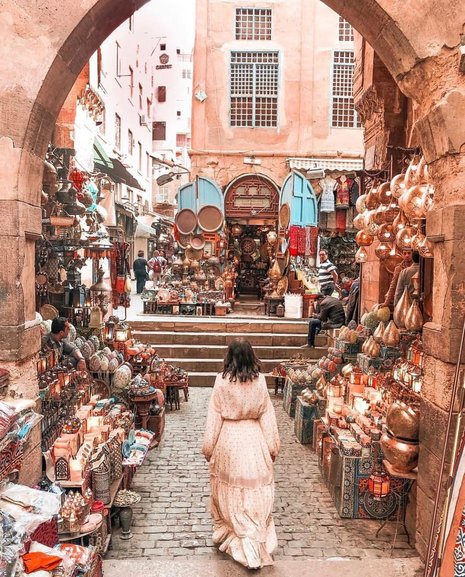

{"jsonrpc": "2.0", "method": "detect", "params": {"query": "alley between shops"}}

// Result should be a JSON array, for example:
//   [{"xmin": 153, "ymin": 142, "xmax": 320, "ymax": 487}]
[{"xmin": 105, "ymin": 388, "xmax": 422, "ymax": 575}]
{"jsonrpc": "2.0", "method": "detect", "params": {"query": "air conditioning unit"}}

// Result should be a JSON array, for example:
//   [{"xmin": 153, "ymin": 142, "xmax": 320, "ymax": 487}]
[{"xmin": 140, "ymin": 114, "xmax": 149, "ymax": 126}]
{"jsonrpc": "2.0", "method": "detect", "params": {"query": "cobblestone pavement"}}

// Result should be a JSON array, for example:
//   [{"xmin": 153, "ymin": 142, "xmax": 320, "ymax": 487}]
[{"xmin": 108, "ymin": 388, "xmax": 419, "ymax": 561}]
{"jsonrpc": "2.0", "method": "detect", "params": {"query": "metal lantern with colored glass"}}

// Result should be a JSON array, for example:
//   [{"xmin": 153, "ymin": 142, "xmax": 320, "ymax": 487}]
[
  {"xmin": 368, "ymin": 467, "xmax": 391, "ymax": 500},
  {"xmin": 104, "ymin": 315, "xmax": 119, "ymax": 342},
  {"xmin": 114, "ymin": 321, "xmax": 130, "ymax": 342},
  {"xmin": 90, "ymin": 267, "xmax": 112, "ymax": 318}
]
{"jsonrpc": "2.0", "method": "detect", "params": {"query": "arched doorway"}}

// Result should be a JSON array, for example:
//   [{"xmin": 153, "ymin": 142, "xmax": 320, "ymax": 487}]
[
  {"xmin": 2, "ymin": 0, "xmax": 465, "ymax": 563},
  {"xmin": 224, "ymin": 174, "xmax": 279, "ymax": 297}
]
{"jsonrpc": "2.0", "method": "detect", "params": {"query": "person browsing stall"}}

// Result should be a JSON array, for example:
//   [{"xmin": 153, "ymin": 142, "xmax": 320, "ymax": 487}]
[
  {"xmin": 301, "ymin": 283, "xmax": 345, "ymax": 348},
  {"xmin": 42, "ymin": 317, "xmax": 86, "ymax": 370},
  {"xmin": 132, "ymin": 250, "xmax": 149, "ymax": 294}
]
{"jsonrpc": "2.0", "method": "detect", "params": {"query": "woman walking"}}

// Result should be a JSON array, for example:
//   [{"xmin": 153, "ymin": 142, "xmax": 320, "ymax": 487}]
[{"xmin": 202, "ymin": 339, "xmax": 280, "ymax": 569}]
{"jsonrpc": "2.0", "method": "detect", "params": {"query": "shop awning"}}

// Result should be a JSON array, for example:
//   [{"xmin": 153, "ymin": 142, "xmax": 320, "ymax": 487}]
[
  {"xmin": 287, "ymin": 157, "xmax": 363, "ymax": 173},
  {"xmin": 93, "ymin": 141, "xmax": 146, "ymax": 191},
  {"xmin": 135, "ymin": 216, "xmax": 157, "ymax": 238}
]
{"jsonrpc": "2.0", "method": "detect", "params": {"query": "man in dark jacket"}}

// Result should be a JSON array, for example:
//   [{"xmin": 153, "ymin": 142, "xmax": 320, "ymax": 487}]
[
  {"xmin": 133, "ymin": 250, "xmax": 149, "ymax": 294},
  {"xmin": 301, "ymin": 284, "xmax": 345, "ymax": 348}
]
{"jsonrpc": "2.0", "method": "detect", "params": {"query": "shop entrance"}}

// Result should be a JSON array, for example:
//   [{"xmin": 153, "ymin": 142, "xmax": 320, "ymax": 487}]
[{"xmin": 224, "ymin": 174, "xmax": 280, "ymax": 301}]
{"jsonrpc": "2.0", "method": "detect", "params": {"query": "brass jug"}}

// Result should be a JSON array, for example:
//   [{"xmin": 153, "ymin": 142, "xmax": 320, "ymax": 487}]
[
  {"xmin": 404, "ymin": 300, "xmax": 423, "ymax": 332},
  {"xmin": 382, "ymin": 320, "xmax": 400, "ymax": 347},
  {"xmin": 393, "ymin": 287, "xmax": 411, "ymax": 329}
]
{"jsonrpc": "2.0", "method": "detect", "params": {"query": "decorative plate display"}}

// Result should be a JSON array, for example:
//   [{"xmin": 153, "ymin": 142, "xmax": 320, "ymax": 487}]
[
  {"xmin": 40, "ymin": 304, "xmax": 59, "ymax": 321},
  {"xmin": 89, "ymin": 335, "xmax": 100, "ymax": 351},
  {"xmin": 175, "ymin": 208, "xmax": 198, "ymax": 235},
  {"xmin": 190, "ymin": 234, "xmax": 206, "ymax": 250},
  {"xmin": 279, "ymin": 203, "xmax": 291, "ymax": 229},
  {"xmin": 74, "ymin": 337, "xmax": 84, "ymax": 350},
  {"xmin": 197, "ymin": 205, "xmax": 223, "ymax": 232},
  {"xmin": 215, "ymin": 277, "xmax": 224, "ymax": 290},
  {"xmin": 108, "ymin": 358, "xmax": 119, "ymax": 374},
  {"xmin": 186, "ymin": 247, "xmax": 203, "ymax": 261},
  {"xmin": 98, "ymin": 355, "xmax": 109, "ymax": 372},
  {"xmin": 169, "ymin": 289, "xmax": 179, "ymax": 301},
  {"xmin": 89, "ymin": 353, "xmax": 101, "ymax": 372},
  {"xmin": 177, "ymin": 233, "xmax": 192, "ymax": 249},
  {"xmin": 240, "ymin": 237, "xmax": 257, "ymax": 255}
]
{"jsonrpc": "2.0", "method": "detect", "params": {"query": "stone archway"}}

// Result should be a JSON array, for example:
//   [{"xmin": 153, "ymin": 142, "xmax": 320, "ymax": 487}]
[{"xmin": 2, "ymin": 0, "xmax": 465, "ymax": 561}]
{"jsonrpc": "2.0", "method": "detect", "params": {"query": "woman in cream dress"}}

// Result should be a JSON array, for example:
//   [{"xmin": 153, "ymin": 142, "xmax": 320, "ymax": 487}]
[{"xmin": 202, "ymin": 339, "xmax": 280, "ymax": 569}]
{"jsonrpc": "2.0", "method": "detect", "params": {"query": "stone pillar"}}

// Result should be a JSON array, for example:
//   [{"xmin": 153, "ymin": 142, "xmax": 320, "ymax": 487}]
[{"xmin": 415, "ymin": 148, "xmax": 465, "ymax": 557}]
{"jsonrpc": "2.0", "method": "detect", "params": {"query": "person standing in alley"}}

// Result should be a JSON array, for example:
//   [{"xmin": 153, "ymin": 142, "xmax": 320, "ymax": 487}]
[
  {"xmin": 203, "ymin": 339, "xmax": 280, "ymax": 569},
  {"xmin": 318, "ymin": 249, "xmax": 339, "ymax": 295},
  {"xmin": 133, "ymin": 250, "xmax": 149, "ymax": 294},
  {"xmin": 148, "ymin": 250, "xmax": 167, "ymax": 285}
]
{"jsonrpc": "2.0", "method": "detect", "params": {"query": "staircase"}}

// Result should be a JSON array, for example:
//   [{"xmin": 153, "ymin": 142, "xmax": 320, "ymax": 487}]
[{"xmin": 129, "ymin": 315, "xmax": 327, "ymax": 386}]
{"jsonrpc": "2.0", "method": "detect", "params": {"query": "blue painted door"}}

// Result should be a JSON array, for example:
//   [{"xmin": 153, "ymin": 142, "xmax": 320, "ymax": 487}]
[
  {"xmin": 280, "ymin": 171, "xmax": 317, "ymax": 226},
  {"xmin": 176, "ymin": 177, "xmax": 223, "ymax": 212}
]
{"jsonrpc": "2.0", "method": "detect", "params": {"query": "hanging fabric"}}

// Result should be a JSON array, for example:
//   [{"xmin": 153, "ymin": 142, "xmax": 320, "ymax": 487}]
[
  {"xmin": 289, "ymin": 226, "xmax": 299, "ymax": 256},
  {"xmin": 319, "ymin": 176, "xmax": 336, "ymax": 213},
  {"xmin": 336, "ymin": 209, "xmax": 347, "ymax": 233},
  {"xmin": 335, "ymin": 175, "xmax": 352, "ymax": 209},
  {"xmin": 297, "ymin": 227, "xmax": 306, "ymax": 256}
]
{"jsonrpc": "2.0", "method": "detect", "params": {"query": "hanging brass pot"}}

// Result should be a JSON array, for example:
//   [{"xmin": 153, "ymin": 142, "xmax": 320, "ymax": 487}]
[
  {"xmin": 404, "ymin": 300, "xmax": 423, "ymax": 332},
  {"xmin": 375, "ymin": 242, "xmax": 391, "ymax": 260},
  {"xmin": 380, "ymin": 430, "xmax": 419, "ymax": 473},
  {"xmin": 356, "ymin": 230, "xmax": 374, "ymax": 247},
  {"xmin": 377, "ymin": 182, "xmax": 392, "ymax": 205},
  {"xmin": 355, "ymin": 194, "xmax": 367, "ymax": 214},
  {"xmin": 365, "ymin": 187, "xmax": 380, "ymax": 210},
  {"xmin": 390, "ymin": 174, "xmax": 406, "ymax": 199},
  {"xmin": 382, "ymin": 320, "xmax": 400, "ymax": 347},
  {"xmin": 396, "ymin": 225, "xmax": 416, "ymax": 250},
  {"xmin": 353, "ymin": 213, "xmax": 366, "ymax": 230},
  {"xmin": 393, "ymin": 287, "xmax": 411, "ymax": 329}
]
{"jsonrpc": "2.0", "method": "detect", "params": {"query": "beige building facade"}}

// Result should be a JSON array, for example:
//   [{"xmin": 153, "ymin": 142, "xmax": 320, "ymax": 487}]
[{"xmin": 190, "ymin": 0, "xmax": 364, "ymax": 186}]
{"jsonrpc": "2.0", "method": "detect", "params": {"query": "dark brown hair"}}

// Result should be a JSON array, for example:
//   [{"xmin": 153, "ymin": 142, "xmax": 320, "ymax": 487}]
[{"xmin": 222, "ymin": 338, "xmax": 261, "ymax": 383}]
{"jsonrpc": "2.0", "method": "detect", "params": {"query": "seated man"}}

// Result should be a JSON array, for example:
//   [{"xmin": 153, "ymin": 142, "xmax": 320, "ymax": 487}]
[
  {"xmin": 42, "ymin": 316, "xmax": 86, "ymax": 370},
  {"xmin": 301, "ymin": 283, "xmax": 345, "ymax": 348}
]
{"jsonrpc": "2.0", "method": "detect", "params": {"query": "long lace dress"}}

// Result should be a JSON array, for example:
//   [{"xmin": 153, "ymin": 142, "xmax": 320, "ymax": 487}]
[{"xmin": 202, "ymin": 373, "xmax": 280, "ymax": 568}]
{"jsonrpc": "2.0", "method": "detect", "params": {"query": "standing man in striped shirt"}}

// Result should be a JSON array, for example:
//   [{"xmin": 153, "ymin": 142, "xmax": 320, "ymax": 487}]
[{"xmin": 318, "ymin": 249, "xmax": 339, "ymax": 294}]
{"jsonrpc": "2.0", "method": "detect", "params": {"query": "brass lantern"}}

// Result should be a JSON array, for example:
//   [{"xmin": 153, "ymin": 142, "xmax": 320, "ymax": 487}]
[
  {"xmin": 390, "ymin": 174, "xmax": 406, "ymax": 199},
  {"xmin": 355, "ymin": 247, "xmax": 368, "ymax": 263},
  {"xmin": 90, "ymin": 267, "xmax": 112, "ymax": 317},
  {"xmin": 375, "ymin": 242, "xmax": 391, "ymax": 260},
  {"xmin": 395, "ymin": 226, "xmax": 416, "ymax": 250},
  {"xmin": 368, "ymin": 468, "xmax": 391, "ymax": 500},
  {"xmin": 377, "ymin": 223, "xmax": 395, "ymax": 243},
  {"xmin": 356, "ymin": 230, "xmax": 374, "ymax": 247}
]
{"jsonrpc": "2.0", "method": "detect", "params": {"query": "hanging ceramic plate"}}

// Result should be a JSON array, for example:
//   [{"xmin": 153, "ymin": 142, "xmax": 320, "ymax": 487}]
[
  {"xmin": 215, "ymin": 277, "xmax": 224, "ymax": 290},
  {"xmin": 175, "ymin": 208, "xmax": 198, "ymax": 235},
  {"xmin": 190, "ymin": 234, "xmax": 206, "ymax": 250},
  {"xmin": 279, "ymin": 203, "xmax": 291, "ymax": 229},
  {"xmin": 177, "ymin": 233, "xmax": 192, "ymax": 249},
  {"xmin": 197, "ymin": 205, "xmax": 224, "ymax": 233},
  {"xmin": 240, "ymin": 237, "xmax": 256, "ymax": 255},
  {"xmin": 40, "ymin": 304, "xmax": 59, "ymax": 321}
]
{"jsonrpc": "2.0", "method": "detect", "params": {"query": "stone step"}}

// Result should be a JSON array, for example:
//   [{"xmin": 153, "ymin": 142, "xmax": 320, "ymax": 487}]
[
  {"xmin": 133, "ymin": 330, "xmax": 323, "ymax": 347},
  {"xmin": 167, "ymin": 355, "xmax": 323, "ymax": 373},
  {"xmin": 130, "ymin": 317, "xmax": 309, "ymax": 334},
  {"xmin": 187, "ymin": 371, "xmax": 279, "ymax": 387},
  {"xmin": 151, "ymin": 343, "xmax": 323, "ymax": 360}
]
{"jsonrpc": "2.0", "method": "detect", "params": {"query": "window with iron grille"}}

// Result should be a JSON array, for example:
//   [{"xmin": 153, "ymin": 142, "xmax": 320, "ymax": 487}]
[
  {"xmin": 235, "ymin": 8, "xmax": 272, "ymax": 40},
  {"xmin": 230, "ymin": 51, "xmax": 279, "ymax": 128},
  {"xmin": 331, "ymin": 51, "xmax": 360, "ymax": 128},
  {"xmin": 338, "ymin": 17, "xmax": 354, "ymax": 42}
]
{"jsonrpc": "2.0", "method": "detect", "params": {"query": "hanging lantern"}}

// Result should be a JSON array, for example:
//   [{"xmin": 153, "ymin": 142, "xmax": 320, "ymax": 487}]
[
  {"xmin": 368, "ymin": 469, "xmax": 391, "ymax": 500},
  {"xmin": 418, "ymin": 235, "xmax": 434, "ymax": 258},
  {"xmin": 383, "ymin": 247, "xmax": 403, "ymax": 274},
  {"xmin": 404, "ymin": 155, "xmax": 422, "ymax": 188},
  {"xmin": 114, "ymin": 322, "xmax": 130, "ymax": 342},
  {"xmin": 355, "ymin": 194, "xmax": 367, "ymax": 214},
  {"xmin": 353, "ymin": 213, "xmax": 366, "ymax": 231},
  {"xmin": 231, "ymin": 224, "xmax": 243, "ymax": 237},
  {"xmin": 355, "ymin": 230, "xmax": 373, "ymax": 247},
  {"xmin": 90, "ymin": 267, "xmax": 112, "ymax": 317},
  {"xmin": 383, "ymin": 202, "xmax": 400, "ymax": 224},
  {"xmin": 89, "ymin": 306, "xmax": 103, "ymax": 329},
  {"xmin": 104, "ymin": 316, "xmax": 117, "ymax": 342},
  {"xmin": 421, "ymin": 184, "xmax": 435, "ymax": 214},
  {"xmin": 403, "ymin": 185, "xmax": 428, "ymax": 220},
  {"xmin": 390, "ymin": 174, "xmax": 406, "ymax": 199},
  {"xmin": 355, "ymin": 247, "xmax": 368, "ymax": 263},
  {"xmin": 377, "ymin": 182, "xmax": 392, "ymax": 205},
  {"xmin": 392, "ymin": 210, "xmax": 408, "ymax": 234},
  {"xmin": 375, "ymin": 242, "xmax": 391, "ymax": 260},
  {"xmin": 69, "ymin": 169, "xmax": 86, "ymax": 191},
  {"xmin": 365, "ymin": 188, "xmax": 380, "ymax": 210},
  {"xmin": 373, "ymin": 206, "xmax": 387, "ymax": 225},
  {"xmin": 377, "ymin": 223, "xmax": 395, "ymax": 243},
  {"xmin": 396, "ymin": 226, "xmax": 416, "ymax": 250}
]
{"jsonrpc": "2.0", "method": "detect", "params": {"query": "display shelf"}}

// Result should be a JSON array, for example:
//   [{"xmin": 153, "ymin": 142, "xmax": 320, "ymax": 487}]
[{"xmin": 58, "ymin": 520, "xmax": 103, "ymax": 543}]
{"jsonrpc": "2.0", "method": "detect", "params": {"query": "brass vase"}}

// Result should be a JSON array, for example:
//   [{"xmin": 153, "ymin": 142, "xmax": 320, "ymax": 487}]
[
  {"xmin": 404, "ymin": 300, "xmax": 423, "ymax": 332},
  {"xmin": 382, "ymin": 320, "xmax": 400, "ymax": 347},
  {"xmin": 393, "ymin": 287, "xmax": 411, "ymax": 329},
  {"xmin": 380, "ymin": 430, "xmax": 419, "ymax": 473},
  {"xmin": 386, "ymin": 401, "xmax": 420, "ymax": 441},
  {"xmin": 373, "ymin": 322, "xmax": 385, "ymax": 343}
]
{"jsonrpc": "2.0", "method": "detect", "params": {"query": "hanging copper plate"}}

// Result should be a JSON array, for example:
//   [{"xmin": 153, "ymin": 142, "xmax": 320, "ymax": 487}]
[
  {"xmin": 197, "ymin": 205, "xmax": 223, "ymax": 233},
  {"xmin": 177, "ymin": 233, "xmax": 192, "ymax": 249},
  {"xmin": 240, "ymin": 237, "xmax": 257, "ymax": 255},
  {"xmin": 175, "ymin": 208, "xmax": 198, "ymax": 235},
  {"xmin": 40, "ymin": 304, "xmax": 59, "ymax": 321},
  {"xmin": 190, "ymin": 234, "xmax": 206, "ymax": 250},
  {"xmin": 279, "ymin": 203, "xmax": 291, "ymax": 229}
]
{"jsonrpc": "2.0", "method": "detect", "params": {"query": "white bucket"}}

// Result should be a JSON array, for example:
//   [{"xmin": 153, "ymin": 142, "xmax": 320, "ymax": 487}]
[{"xmin": 284, "ymin": 293, "xmax": 303, "ymax": 319}]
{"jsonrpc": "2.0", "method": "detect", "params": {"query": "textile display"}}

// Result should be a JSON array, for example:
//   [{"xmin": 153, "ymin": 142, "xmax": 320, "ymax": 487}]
[
  {"xmin": 297, "ymin": 227, "xmax": 306, "ymax": 256},
  {"xmin": 289, "ymin": 226, "xmax": 299, "ymax": 257}
]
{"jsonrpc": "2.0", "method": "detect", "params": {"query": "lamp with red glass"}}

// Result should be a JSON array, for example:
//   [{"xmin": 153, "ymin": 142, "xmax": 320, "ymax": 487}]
[{"xmin": 368, "ymin": 442, "xmax": 391, "ymax": 500}]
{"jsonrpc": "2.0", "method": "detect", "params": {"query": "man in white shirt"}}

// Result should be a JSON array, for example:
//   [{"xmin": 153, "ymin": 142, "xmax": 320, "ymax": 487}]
[{"xmin": 318, "ymin": 249, "xmax": 339, "ymax": 294}]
